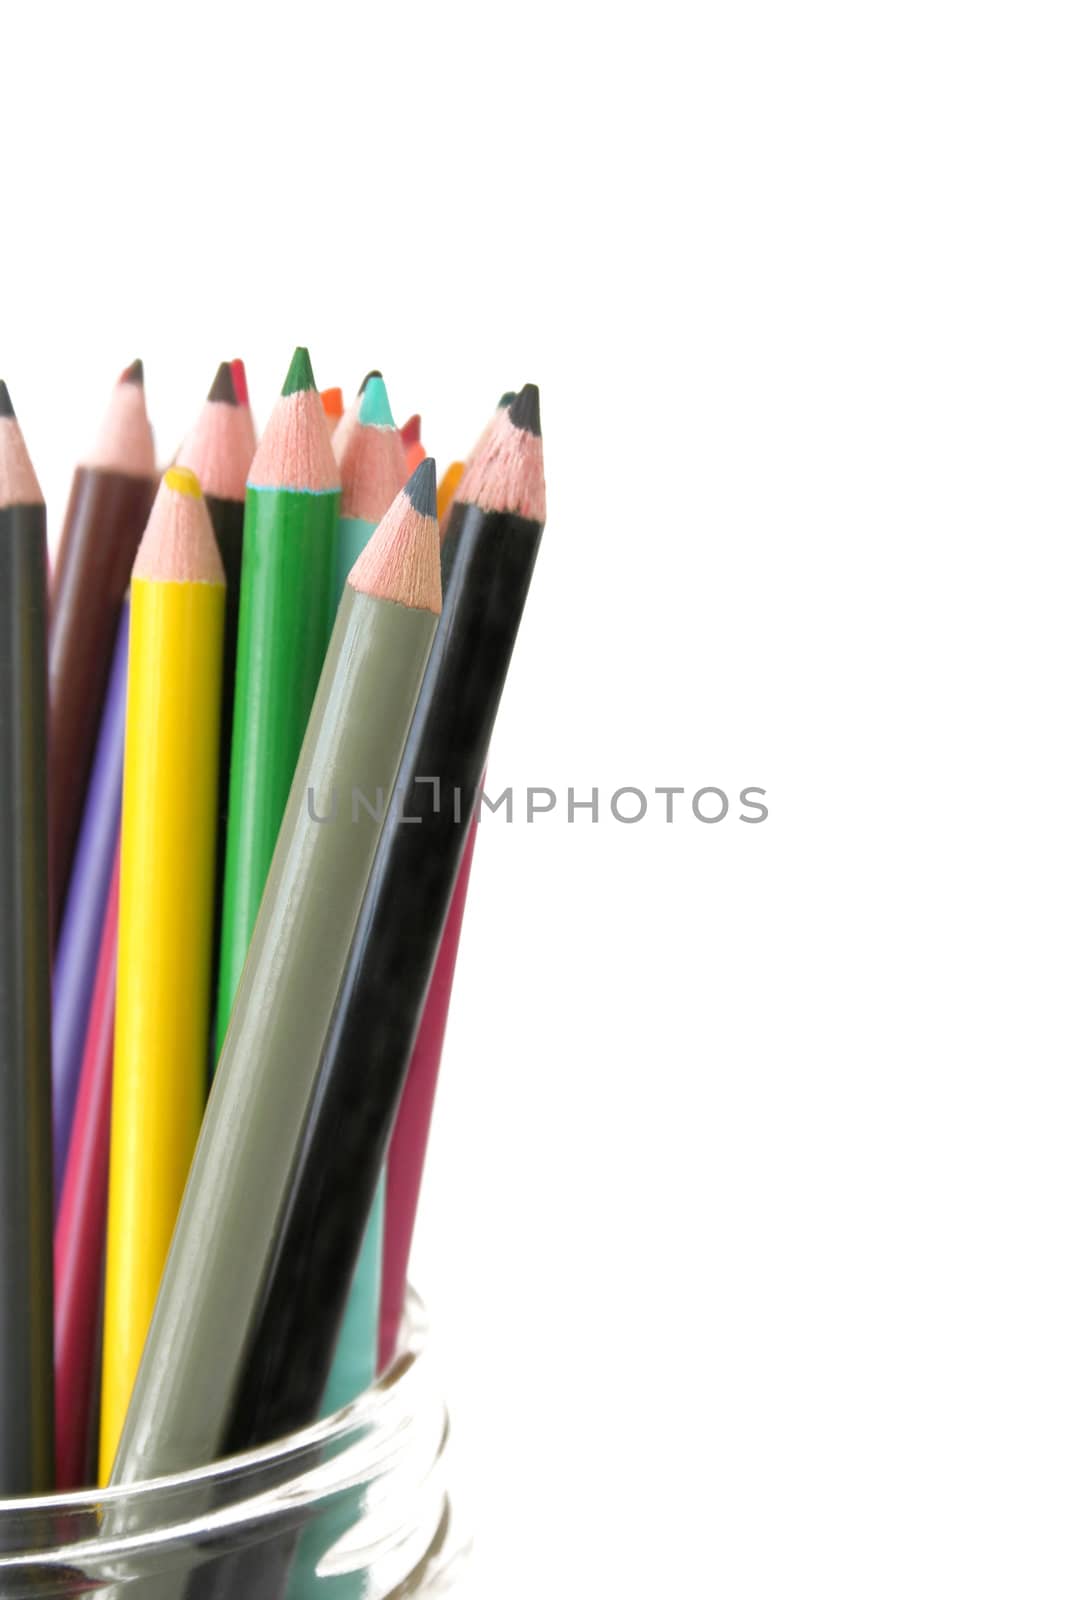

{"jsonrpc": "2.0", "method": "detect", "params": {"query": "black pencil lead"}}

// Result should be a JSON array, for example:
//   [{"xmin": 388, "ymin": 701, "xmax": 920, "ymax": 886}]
[{"xmin": 509, "ymin": 384, "xmax": 541, "ymax": 438}]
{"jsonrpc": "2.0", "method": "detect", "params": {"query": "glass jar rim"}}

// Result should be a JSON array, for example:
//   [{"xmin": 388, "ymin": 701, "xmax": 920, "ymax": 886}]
[{"xmin": 0, "ymin": 1290, "xmax": 448, "ymax": 1581}]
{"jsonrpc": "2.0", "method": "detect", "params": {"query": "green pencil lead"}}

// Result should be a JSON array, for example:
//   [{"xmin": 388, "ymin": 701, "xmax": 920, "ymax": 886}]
[{"xmin": 282, "ymin": 346, "xmax": 317, "ymax": 397}]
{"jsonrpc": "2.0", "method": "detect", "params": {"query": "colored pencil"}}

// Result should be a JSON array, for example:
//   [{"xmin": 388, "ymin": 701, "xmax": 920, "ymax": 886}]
[
  {"xmin": 0, "ymin": 383, "xmax": 54, "ymax": 1493},
  {"xmin": 178, "ymin": 361, "xmax": 255, "ymax": 1002},
  {"xmin": 436, "ymin": 460, "xmax": 465, "ymax": 526},
  {"xmin": 229, "ymin": 355, "xmax": 257, "ymax": 455},
  {"xmin": 213, "ymin": 348, "xmax": 340, "ymax": 1055},
  {"xmin": 110, "ymin": 462, "xmax": 442, "ymax": 1486},
  {"xmin": 379, "ymin": 796, "xmax": 481, "ymax": 1369},
  {"xmin": 401, "ymin": 412, "xmax": 426, "ymax": 475},
  {"xmin": 49, "ymin": 363, "xmax": 155, "ymax": 927},
  {"xmin": 221, "ymin": 386, "xmax": 545, "ymax": 1451},
  {"xmin": 378, "ymin": 390, "xmax": 525, "ymax": 1362},
  {"xmin": 374, "ymin": 389, "xmax": 524, "ymax": 1325},
  {"xmin": 320, "ymin": 386, "xmax": 343, "ymax": 437},
  {"xmin": 99, "ymin": 467, "xmax": 226, "ymax": 1478},
  {"xmin": 331, "ymin": 368, "xmax": 382, "ymax": 463},
  {"xmin": 50, "ymin": 601, "xmax": 127, "ymax": 1197},
  {"xmin": 54, "ymin": 846, "xmax": 120, "ymax": 1489},
  {"xmin": 315, "ymin": 372, "xmax": 409, "ymax": 1432},
  {"xmin": 333, "ymin": 373, "xmax": 408, "ymax": 603}
]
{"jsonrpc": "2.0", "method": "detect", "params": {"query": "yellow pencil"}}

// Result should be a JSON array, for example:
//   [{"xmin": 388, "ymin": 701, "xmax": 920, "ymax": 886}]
[{"xmin": 99, "ymin": 466, "xmax": 225, "ymax": 1478}]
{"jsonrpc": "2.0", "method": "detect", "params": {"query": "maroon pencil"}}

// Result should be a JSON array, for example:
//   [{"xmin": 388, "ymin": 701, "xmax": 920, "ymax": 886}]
[
  {"xmin": 380, "ymin": 800, "xmax": 481, "ymax": 1369},
  {"xmin": 49, "ymin": 363, "xmax": 155, "ymax": 928}
]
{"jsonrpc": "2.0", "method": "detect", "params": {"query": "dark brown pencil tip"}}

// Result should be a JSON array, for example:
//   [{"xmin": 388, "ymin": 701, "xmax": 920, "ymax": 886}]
[
  {"xmin": 405, "ymin": 456, "xmax": 437, "ymax": 517},
  {"xmin": 208, "ymin": 362, "xmax": 238, "ymax": 405},
  {"xmin": 357, "ymin": 369, "xmax": 382, "ymax": 396},
  {"xmin": 121, "ymin": 359, "xmax": 144, "ymax": 387},
  {"xmin": 0, "ymin": 381, "xmax": 13, "ymax": 419},
  {"xmin": 508, "ymin": 385, "xmax": 541, "ymax": 438}
]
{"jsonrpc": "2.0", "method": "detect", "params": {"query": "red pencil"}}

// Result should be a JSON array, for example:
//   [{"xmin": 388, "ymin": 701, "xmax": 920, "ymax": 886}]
[
  {"xmin": 54, "ymin": 847, "xmax": 120, "ymax": 1489},
  {"xmin": 379, "ymin": 795, "xmax": 481, "ymax": 1370},
  {"xmin": 401, "ymin": 413, "xmax": 427, "ymax": 475}
]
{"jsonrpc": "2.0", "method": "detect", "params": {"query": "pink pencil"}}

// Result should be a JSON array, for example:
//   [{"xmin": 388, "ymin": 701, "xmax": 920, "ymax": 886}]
[
  {"xmin": 379, "ymin": 800, "xmax": 481, "ymax": 1371},
  {"xmin": 54, "ymin": 847, "xmax": 120, "ymax": 1489}
]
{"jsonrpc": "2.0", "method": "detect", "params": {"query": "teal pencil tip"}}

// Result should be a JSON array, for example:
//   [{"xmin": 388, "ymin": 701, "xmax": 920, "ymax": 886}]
[
  {"xmin": 282, "ymin": 346, "xmax": 316, "ymax": 397},
  {"xmin": 358, "ymin": 375, "xmax": 395, "ymax": 428}
]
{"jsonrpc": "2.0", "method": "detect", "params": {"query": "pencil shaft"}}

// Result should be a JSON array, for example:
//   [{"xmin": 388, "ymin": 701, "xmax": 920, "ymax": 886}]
[
  {"xmin": 203, "ymin": 494, "xmax": 245, "ymax": 1009},
  {"xmin": 49, "ymin": 467, "xmax": 155, "ymax": 925},
  {"xmin": 319, "ymin": 505, "xmax": 388, "ymax": 1422},
  {"xmin": 51, "ymin": 603, "xmax": 128, "ymax": 1196},
  {"xmin": 0, "ymin": 504, "xmax": 54, "ymax": 1492},
  {"xmin": 333, "ymin": 514, "xmax": 377, "ymax": 601},
  {"xmin": 225, "ymin": 499, "xmax": 543, "ymax": 1448},
  {"xmin": 54, "ymin": 847, "xmax": 120, "ymax": 1490},
  {"xmin": 214, "ymin": 485, "xmax": 337, "ymax": 1054},
  {"xmin": 100, "ymin": 575, "xmax": 225, "ymax": 1476},
  {"xmin": 380, "ymin": 803, "xmax": 480, "ymax": 1370}
]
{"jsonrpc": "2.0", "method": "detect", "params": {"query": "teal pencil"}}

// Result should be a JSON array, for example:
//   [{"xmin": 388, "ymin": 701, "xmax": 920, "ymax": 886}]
[
  {"xmin": 314, "ymin": 376, "xmax": 409, "ymax": 1442},
  {"xmin": 332, "ymin": 375, "xmax": 409, "ymax": 600}
]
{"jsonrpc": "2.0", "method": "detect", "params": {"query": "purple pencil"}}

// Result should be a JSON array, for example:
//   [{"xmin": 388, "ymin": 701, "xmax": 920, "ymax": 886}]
[{"xmin": 51, "ymin": 599, "xmax": 129, "ymax": 1198}]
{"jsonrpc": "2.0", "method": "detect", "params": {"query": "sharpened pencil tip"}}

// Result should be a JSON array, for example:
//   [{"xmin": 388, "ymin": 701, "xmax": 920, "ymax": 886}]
[
  {"xmin": 400, "ymin": 414, "xmax": 421, "ymax": 447},
  {"xmin": 121, "ymin": 358, "xmax": 144, "ymax": 387},
  {"xmin": 498, "ymin": 390, "xmax": 517, "ymax": 409},
  {"xmin": 282, "ymin": 346, "xmax": 316, "ymax": 397},
  {"xmin": 0, "ymin": 381, "xmax": 13, "ymax": 419},
  {"xmin": 321, "ymin": 386, "xmax": 343, "ymax": 418},
  {"xmin": 509, "ymin": 384, "xmax": 541, "ymax": 438},
  {"xmin": 208, "ymin": 362, "xmax": 237, "ymax": 405},
  {"xmin": 357, "ymin": 369, "xmax": 382, "ymax": 396},
  {"xmin": 359, "ymin": 375, "xmax": 395, "ymax": 429},
  {"xmin": 405, "ymin": 456, "xmax": 437, "ymax": 517}
]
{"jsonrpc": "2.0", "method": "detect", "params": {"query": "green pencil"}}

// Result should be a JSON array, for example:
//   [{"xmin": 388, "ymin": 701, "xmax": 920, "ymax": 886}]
[{"xmin": 214, "ymin": 348, "xmax": 340, "ymax": 1057}]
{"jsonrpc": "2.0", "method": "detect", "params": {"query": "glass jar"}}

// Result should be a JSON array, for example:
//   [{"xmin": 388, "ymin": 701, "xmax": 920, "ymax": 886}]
[{"xmin": 0, "ymin": 1294, "xmax": 468, "ymax": 1597}]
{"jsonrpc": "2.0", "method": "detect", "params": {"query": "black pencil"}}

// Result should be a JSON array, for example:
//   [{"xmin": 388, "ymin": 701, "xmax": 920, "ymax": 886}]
[
  {"xmin": 0, "ymin": 383, "xmax": 54, "ymax": 1492},
  {"xmin": 224, "ymin": 385, "xmax": 547, "ymax": 1451},
  {"xmin": 177, "ymin": 360, "xmax": 255, "ymax": 1011}
]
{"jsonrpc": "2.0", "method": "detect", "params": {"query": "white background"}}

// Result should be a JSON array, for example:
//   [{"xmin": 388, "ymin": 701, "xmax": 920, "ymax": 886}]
[{"xmin": 4, "ymin": 3, "xmax": 1066, "ymax": 1594}]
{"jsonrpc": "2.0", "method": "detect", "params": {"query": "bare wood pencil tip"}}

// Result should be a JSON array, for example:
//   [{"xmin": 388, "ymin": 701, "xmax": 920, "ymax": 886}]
[
  {"xmin": 0, "ymin": 397, "xmax": 44, "ymax": 509},
  {"xmin": 133, "ymin": 469, "xmax": 224, "ymax": 584},
  {"xmin": 348, "ymin": 458, "xmax": 441, "ymax": 614}
]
